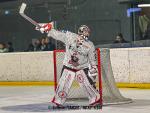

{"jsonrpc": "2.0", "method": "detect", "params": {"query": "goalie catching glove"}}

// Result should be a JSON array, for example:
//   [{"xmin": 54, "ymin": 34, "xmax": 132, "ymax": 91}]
[
  {"xmin": 88, "ymin": 65, "xmax": 98, "ymax": 82},
  {"xmin": 35, "ymin": 22, "xmax": 53, "ymax": 33}
]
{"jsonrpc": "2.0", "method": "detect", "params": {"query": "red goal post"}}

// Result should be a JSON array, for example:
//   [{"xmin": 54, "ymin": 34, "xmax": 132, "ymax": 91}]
[
  {"xmin": 53, "ymin": 48, "xmax": 103, "ymax": 105},
  {"xmin": 53, "ymin": 48, "xmax": 132, "ymax": 105}
]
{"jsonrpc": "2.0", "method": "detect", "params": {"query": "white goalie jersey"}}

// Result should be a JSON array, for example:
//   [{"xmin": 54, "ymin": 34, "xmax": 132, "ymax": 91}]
[{"xmin": 47, "ymin": 29, "xmax": 97, "ymax": 70}]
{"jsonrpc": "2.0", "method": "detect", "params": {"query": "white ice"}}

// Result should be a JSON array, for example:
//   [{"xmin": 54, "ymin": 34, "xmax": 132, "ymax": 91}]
[{"xmin": 0, "ymin": 86, "xmax": 150, "ymax": 113}]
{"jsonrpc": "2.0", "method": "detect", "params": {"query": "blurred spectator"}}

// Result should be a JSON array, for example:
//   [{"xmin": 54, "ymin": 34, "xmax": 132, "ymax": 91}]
[
  {"xmin": 43, "ymin": 37, "xmax": 56, "ymax": 51},
  {"xmin": 139, "ymin": 8, "xmax": 150, "ymax": 39},
  {"xmin": 143, "ymin": 23, "xmax": 150, "ymax": 39},
  {"xmin": 40, "ymin": 37, "xmax": 46, "ymax": 51},
  {"xmin": 7, "ymin": 42, "xmax": 14, "ymax": 52},
  {"xmin": 0, "ymin": 43, "xmax": 8, "ymax": 53},
  {"xmin": 27, "ymin": 37, "xmax": 56, "ymax": 52},
  {"xmin": 0, "ymin": 43, "xmax": 4, "ymax": 53},
  {"xmin": 113, "ymin": 33, "xmax": 128, "ymax": 43},
  {"xmin": 33, "ymin": 39, "xmax": 41, "ymax": 51},
  {"xmin": 139, "ymin": 15, "xmax": 150, "ymax": 38}
]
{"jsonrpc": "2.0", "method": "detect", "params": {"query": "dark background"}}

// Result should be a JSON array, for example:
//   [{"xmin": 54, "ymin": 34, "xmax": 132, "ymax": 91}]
[{"xmin": 0, "ymin": 0, "xmax": 149, "ymax": 51}]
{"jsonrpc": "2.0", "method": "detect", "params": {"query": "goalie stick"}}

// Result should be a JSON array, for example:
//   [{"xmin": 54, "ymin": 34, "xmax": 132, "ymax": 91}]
[{"xmin": 19, "ymin": 3, "xmax": 41, "ymax": 28}]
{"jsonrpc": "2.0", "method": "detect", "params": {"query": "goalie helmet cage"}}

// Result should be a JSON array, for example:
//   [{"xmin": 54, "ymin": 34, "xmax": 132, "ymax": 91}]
[{"xmin": 53, "ymin": 48, "xmax": 132, "ymax": 106}]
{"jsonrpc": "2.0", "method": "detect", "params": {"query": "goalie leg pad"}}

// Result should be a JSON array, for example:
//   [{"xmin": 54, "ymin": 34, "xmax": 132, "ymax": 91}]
[
  {"xmin": 76, "ymin": 70, "xmax": 100, "ymax": 105},
  {"xmin": 52, "ymin": 68, "xmax": 76, "ymax": 105}
]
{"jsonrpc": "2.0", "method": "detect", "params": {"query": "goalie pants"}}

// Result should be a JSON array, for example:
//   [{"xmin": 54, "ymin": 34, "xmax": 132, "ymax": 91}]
[{"xmin": 52, "ymin": 66, "xmax": 100, "ymax": 105}]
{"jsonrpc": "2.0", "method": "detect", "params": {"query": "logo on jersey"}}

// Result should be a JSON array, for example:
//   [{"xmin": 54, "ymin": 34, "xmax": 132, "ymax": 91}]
[{"xmin": 68, "ymin": 51, "xmax": 79, "ymax": 67}]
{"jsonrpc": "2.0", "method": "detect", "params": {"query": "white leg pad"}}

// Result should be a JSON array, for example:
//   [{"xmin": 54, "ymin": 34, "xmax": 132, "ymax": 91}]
[
  {"xmin": 76, "ymin": 70, "xmax": 100, "ymax": 104},
  {"xmin": 52, "ymin": 69, "xmax": 76, "ymax": 105}
]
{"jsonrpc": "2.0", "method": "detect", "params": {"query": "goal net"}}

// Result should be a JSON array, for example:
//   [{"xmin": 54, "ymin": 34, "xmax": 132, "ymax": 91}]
[{"xmin": 53, "ymin": 48, "xmax": 132, "ymax": 105}]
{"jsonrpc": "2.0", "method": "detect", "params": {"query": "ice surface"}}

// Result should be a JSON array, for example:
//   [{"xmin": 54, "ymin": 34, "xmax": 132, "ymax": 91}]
[{"xmin": 0, "ymin": 86, "xmax": 150, "ymax": 113}]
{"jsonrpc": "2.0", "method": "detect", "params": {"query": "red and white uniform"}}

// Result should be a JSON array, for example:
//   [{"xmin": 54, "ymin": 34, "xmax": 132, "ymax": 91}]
[
  {"xmin": 48, "ymin": 29, "xmax": 97, "ymax": 70},
  {"xmin": 36, "ymin": 23, "xmax": 100, "ymax": 106}
]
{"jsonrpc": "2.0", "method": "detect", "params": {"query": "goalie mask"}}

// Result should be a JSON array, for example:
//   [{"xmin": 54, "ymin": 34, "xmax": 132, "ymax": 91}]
[{"xmin": 78, "ymin": 25, "xmax": 90, "ymax": 40}]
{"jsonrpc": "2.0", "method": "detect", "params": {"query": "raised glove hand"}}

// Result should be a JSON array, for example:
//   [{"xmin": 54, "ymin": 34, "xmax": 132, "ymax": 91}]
[{"xmin": 35, "ymin": 22, "xmax": 53, "ymax": 33}]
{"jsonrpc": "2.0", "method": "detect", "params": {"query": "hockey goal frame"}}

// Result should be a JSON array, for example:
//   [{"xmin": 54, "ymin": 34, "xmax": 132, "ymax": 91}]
[{"xmin": 53, "ymin": 48, "xmax": 103, "ymax": 105}]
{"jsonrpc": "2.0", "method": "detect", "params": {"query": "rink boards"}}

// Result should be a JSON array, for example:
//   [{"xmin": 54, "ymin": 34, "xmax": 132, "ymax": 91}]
[{"xmin": 0, "ymin": 47, "xmax": 150, "ymax": 88}]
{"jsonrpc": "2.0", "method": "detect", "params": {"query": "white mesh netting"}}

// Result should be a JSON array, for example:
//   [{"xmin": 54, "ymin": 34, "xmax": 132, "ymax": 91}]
[{"xmin": 53, "ymin": 48, "xmax": 132, "ymax": 105}]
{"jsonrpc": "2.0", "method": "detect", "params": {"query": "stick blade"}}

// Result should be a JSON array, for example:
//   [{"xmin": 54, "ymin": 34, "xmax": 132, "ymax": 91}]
[{"xmin": 19, "ymin": 3, "xmax": 27, "ymax": 14}]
